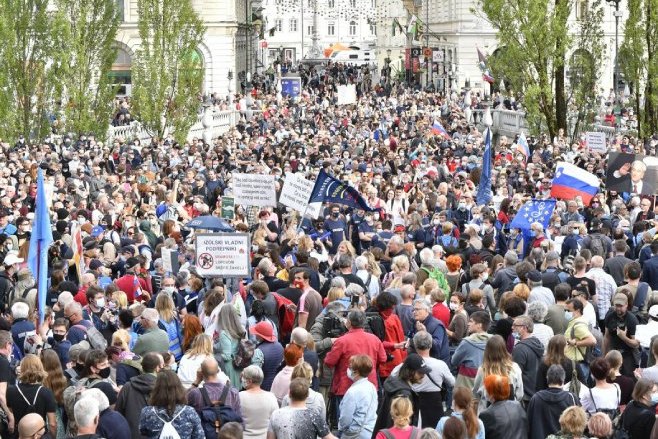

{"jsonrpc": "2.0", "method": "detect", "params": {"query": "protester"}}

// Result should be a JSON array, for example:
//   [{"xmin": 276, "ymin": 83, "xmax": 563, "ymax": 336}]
[
  {"xmin": 239, "ymin": 365, "xmax": 279, "ymax": 439},
  {"xmin": 3, "ymin": 60, "xmax": 658, "ymax": 439},
  {"xmin": 478, "ymin": 374, "xmax": 528, "ymax": 439}
]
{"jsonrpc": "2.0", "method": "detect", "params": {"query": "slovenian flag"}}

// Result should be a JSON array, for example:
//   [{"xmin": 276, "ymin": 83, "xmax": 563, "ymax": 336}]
[
  {"xmin": 551, "ymin": 162, "xmax": 600, "ymax": 205},
  {"xmin": 516, "ymin": 132, "xmax": 530, "ymax": 161},
  {"xmin": 483, "ymin": 70, "xmax": 494, "ymax": 83},
  {"xmin": 431, "ymin": 120, "xmax": 450, "ymax": 138}
]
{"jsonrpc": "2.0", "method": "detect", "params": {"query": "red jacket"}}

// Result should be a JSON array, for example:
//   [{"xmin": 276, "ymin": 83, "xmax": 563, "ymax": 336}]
[
  {"xmin": 379, "ymin": 313, "xmax": 407, "ymax": 378},
  {"xmin": 432, "ymin": 303, "xmax": 450, "ymax": 327},
  {"xmin": 115, "ymin": 273, "xmax": 150, "ymax": 303},
  {"xmin": 324, "ymin": 328, "xmax": 386, "ymax": 396}
]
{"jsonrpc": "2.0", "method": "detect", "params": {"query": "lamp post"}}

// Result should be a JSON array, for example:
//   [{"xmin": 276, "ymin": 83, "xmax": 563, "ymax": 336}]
[
  {"xmin": 384, "ymin": 49, "xmax": 392, "ymax": 85},
  {"xmin": 227, "ymin": 70, "xmax": 233, "ymax": 99},
  {"xmin": 606, "ymin": 0, "xmax": 622, "ymax": 98}
]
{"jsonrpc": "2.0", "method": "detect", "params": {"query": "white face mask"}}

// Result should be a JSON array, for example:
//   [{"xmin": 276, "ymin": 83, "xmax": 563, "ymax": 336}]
[
  {"xmin": 481, "ymin": 273, "xmax": 489, "ymax": 281},
  {"xmin": 163, "ymin": 286, "xmax": 176, "ymax": 295},
  {"xmin": 449, "ymin": 302, "xmax": 459, "ymax": 311},
  {"xmin": 96, "ymin": 298, "xmax": 105, "ymax": 308}
]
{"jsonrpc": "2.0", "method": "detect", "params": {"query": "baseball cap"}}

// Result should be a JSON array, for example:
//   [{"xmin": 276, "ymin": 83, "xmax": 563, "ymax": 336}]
[
  {"xmin": 527, "ymin": 270, "xmax": 542, "ymax": 283},
  {"xmin": 403, "ymin": 353, "xmax": 432, "ymax": 374},
  {"xmin": 90, "ymin": 226, "xmax": 105, "ymax": 238},
  {"xmin": 3, "ymin": 252, "xmax": 24, "ymax": 266},
  {"xmin": 125, "ymin": 257, "xmax": 140, "ymax": 269},
  {"xmin": 649, "ymin": 305, "xmax": 658, "ymax": 320},
  {"xmin": 613, "ymin": 293, "xmax": 628, "ymax": 306}
]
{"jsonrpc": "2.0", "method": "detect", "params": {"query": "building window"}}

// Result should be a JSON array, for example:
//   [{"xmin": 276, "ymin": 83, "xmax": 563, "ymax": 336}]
[
  {"xmin": 275, "ymin": 19, "xmax": 282, "ymax": 32},
  {"xmin": 327, "ymin": 23, "xmax": 335, "ymax": 35},
  {"xmin": 289, "ymin": 19, "xmax": 297, "ymax": 32},
  {"xmin": 349, "ymin": 20, "xmax": 356, "ymax": 35},
  {"xmin": 328, "ymin": 0, "xmax": 334, "ymax": 7},
  {"xmin": 349, "ymin": 0, "xmax": 356, "ymax": 7},
  {"xmin": 369, "ymin": 23, "xmax": 376, "ymax": 35},
  {"xmin": 307, "ymin": 25, "xmax": 314, "ymax": 35},
  {"xmin": 115, "ymin": 0, "xmax": 124, "ymax": 22}
]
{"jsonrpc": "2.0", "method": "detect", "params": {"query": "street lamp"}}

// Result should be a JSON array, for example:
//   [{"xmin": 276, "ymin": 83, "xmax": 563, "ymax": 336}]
[
  {"xmin": 227, "ymin": 69, "xmax": 233, "ymax": 98},
  {"xmin": 384, "ymin": 49, "xmax": 392, "ymax": 84},
  {"xmin": 606, "ymin": 0, "xmax": 622, "ymax": 99}
]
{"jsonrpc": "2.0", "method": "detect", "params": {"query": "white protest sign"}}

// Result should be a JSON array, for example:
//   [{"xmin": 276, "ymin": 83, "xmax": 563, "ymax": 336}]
[
  {"xmin": 161, "ymin": 248, "xmax": 179, "ymax": 274},
  {"xmin": 336, "ymin": 84, "xmax": 357, "ymax": 105},
  {"xmin": 279, "ymin": 173, "xmax": 322, "ymax": 219},
  {"xmin": 586, "ymin": 131, "xmax": 607, "ymax": 153},
  {"xmin": 232, "ymin": 173, "xmax": 276, "ymax": 207},
  {"xmin": 195, "ymin": 233, "xmax": 251, "ymax": 277}
]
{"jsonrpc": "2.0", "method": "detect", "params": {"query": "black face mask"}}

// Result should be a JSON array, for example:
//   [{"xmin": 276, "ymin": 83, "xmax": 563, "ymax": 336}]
[
  {"xmin": 97, "ymin": 367, "xmax": 111, "ymax": 379},
  {"xmin": 53, "ymin": 334, "xmax": 65, "ymax": 343},
  {"xmin": 74, "ymin": 363, "xmax": 85, "ymax": 373}
]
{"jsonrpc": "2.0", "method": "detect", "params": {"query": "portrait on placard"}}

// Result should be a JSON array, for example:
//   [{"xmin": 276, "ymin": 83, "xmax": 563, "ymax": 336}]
[{"xmin": 606, "ymin": 152, "xmax": 658, "ymax": 195}]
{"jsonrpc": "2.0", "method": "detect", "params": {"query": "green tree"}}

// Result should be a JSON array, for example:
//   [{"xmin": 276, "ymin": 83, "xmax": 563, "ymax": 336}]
[
  {"xmin": 567, "ymin": 0, "xmax": 606, "ymax": 139},
  {"xmin": 56, "ymin": 0, "xmax": 120, "ymax": 137},
  {"xmin": 131, "ymin": 0, "xmax": 205, "ymax": 142},
  {"xmin": 477, "ymin": 0, "xmax": 604, "ymax": 138},
  {"xmin": 0, "ymin": 0, "xmax": 69, "ymax": 140},
  {"xmin": 620, "ymin": 0, "xmax": 658, "ymax": 136}
]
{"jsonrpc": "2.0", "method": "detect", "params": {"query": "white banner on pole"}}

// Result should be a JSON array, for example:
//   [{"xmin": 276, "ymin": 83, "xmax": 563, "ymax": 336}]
[
  {"xmin": 586, "ymin": 131, "xmax": 607, "ymax": 153},
  {"xmin": 336, "ymin": 85, "xmax": 357, "ymax": 105},
  {"xmin": 232, "ymin": 173, "xmax": 276, "ymax": 207},
  {"xmin": 195, "ymin": 233, "xmax": 251, "ymax": 277},
  {"xmin": 279, "ymin": 173, "xmax": 322, "ymax": 219}
]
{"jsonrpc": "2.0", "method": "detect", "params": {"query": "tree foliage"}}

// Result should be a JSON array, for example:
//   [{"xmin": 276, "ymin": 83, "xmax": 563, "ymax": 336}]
[
  {"xmin": 0, "ymin": 0, "xmax": 69, "ymax": 139},
  {"xmin": 477, "ymin": 0, "xmax": 604, "ymax": 139},
  {"xmin": 131, "ymin": 0, "xmax": 206, "ymax": 143},
  {"xmin": 620, "ymin": 0, "xmax": 658, "ymax": 136},
  {"xmin": 56, "ymin": 0, "xmax": 120, "ymax": 137}
]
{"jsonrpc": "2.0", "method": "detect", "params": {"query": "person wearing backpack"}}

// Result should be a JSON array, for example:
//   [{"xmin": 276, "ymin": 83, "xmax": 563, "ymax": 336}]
[
  {"xmin": 6, "ymin": 354, "xmax": 57, "ymax": 437},
  {"xmin": 187, "ymin": 357, "xmax": 243, "ymax": 439},
  {"xmin": 63, "ymin": 350, "xmax": 118, "ymax": 436},
  {"xmin": 138, "ymin": 370, "xmax": 204, "ymax": 439},
  {"xmin": 415, "ymin": 249, "xmax": 449, "ymax": 294},
  {"xmin": 116, "ymin": 353, "xmax": 165, "ymax": 439}
]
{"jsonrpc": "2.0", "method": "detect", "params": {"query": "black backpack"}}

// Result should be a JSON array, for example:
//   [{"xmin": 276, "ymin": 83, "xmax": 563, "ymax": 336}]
[{"xmin": 198, "ymin": 383, "xmax": 243, "ymax": 439}]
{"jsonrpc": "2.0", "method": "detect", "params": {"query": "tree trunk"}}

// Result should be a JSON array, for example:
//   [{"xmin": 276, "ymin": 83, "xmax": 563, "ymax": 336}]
[{"xmin": 554, "ymin": 0, "xmax": 568, "ymax": 134}]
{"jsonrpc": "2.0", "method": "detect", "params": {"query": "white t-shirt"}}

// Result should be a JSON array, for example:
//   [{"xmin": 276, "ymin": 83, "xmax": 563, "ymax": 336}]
[
  {"xmin": 583, "ymin": 302, "xmax": 598, "ymax": 329},
  {"xmin": 580, "ymin": 384, "xmax": 620, "ymax": 415},
  {"xmin": 240, "ymin": 390, "xmax": 280, "ymax": 439}
]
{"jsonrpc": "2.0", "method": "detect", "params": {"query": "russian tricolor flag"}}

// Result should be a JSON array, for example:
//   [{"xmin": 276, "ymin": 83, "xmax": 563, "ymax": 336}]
[
  {"xmin": 431, "ymin": 120, "xmax": 450, "ymax": 138},
  {"xmin": 516, "ymin": 132, "xmax": 530, "ymax": 161},
  {"xmin": 550, "ymin": 162, "xmax": 600, "ymax": 205}
]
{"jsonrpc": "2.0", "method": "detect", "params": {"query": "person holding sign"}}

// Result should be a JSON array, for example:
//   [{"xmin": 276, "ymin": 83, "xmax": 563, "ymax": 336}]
[{"xmin": 609, "ymin": 160, "xmax": 655, "ymax": 195}]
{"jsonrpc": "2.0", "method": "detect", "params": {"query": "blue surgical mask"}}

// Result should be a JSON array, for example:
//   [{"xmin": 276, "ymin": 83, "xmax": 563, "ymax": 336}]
[{"xmin": 512, "ymin": 332, "xmax": 520, "ymax": 341}]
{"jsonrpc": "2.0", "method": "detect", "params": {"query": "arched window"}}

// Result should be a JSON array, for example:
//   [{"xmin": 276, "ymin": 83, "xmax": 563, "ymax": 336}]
[
  {"xmin": 109, "ymin": 47, "xmax": 132, "ymax": 96},
  {"xmin": 349, "ymin": 20, "xmax": 357, "ymax": 35}
]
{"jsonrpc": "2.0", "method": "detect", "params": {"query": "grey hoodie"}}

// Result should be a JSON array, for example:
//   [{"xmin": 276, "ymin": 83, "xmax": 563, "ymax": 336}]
[
  {"xmin": 512, "ymin": 336, "xmax": 545, "ymax": 402},
  {"xmin": 451, "ymin": 332, "xmax": 492, "ymax": 388}
]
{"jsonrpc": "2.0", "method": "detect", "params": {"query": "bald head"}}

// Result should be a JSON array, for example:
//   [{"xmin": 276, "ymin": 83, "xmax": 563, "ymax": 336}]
[
  {"xmin": 200, "ymin": 357, "xmax": 220, "ymax": 380},
  {"xmin": 590, "ymin": 255, "xmax": 604, "ymax": 269},
  {"xmin": 18, "ymin": 413, "xmax": 45, "ymax": 439}
]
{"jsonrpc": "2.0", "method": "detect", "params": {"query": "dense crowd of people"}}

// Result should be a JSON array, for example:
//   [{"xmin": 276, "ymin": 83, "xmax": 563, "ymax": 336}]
[{"xmin": 0, "ymin": 61, "xmax": 657, "ymax": 439}]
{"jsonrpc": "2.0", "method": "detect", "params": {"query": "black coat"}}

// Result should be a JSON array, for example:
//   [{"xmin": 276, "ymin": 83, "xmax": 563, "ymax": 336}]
[
  {"xmin": 479, "ymin": 400, "xmax": 528, "ymax": 439},
  {"xmin": 372, "ymin": 376, "xmax": 418, "ymax": 438},
  {"xmin": 622, "ymin": 400, "xmax": 657, "ymax": 439},
  {"xmin": 526, "ymin": 388, "xmax": 577, "ymax": 439}
]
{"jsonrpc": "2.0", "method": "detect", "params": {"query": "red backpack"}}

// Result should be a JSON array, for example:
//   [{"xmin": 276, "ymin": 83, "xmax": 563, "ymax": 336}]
[{"xmin": 272, "ymin": 293, "xmax": 296, "ymax": 340}]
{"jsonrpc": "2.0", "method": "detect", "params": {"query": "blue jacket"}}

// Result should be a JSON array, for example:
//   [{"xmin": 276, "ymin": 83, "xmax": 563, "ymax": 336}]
[
  {"xmin": 641, "ymin": 256, "xmax": 658, "ymax": 290},
  {"xmin": 339, "ymin": 377, "xmax": 378, "ymax": 439},
  {"xmin": 257, "ymin": 340, "xmax": 284, "ymax": 391},
  {"xmin": 415, "ymin": 315, "xmax": 450, "ymax": 363}
]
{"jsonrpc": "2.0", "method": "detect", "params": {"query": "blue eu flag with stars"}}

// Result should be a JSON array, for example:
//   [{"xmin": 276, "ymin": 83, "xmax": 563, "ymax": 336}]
[{"xmin": 509, "ymin": 199, "xmax": 556, "ymax": 230}]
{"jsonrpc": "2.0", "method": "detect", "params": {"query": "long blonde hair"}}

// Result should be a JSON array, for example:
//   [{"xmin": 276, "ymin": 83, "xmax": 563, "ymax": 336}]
[
  {"xmin": 155, "ymin": 293, "xmax": 176, "ymax": 323},
  {"xmin": 362, "ymin": 252, "xmax": 382, "ymax": 277},
  {"xmin": 185, "ymin": 334, "xmax": 213, "ymax": 359},
  {"xmin": 481, "ymin": 335, "xmax": 514, "ymax": 377}
]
